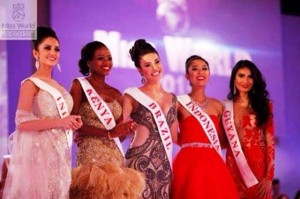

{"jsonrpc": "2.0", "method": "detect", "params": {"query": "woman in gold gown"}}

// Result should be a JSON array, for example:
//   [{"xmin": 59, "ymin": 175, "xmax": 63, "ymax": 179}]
[{"xmin": 69, "ymin": 41, "xmax": 145, "ymax": 199}]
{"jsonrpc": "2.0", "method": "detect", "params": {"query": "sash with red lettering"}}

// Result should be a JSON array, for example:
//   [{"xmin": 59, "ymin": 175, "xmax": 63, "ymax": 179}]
[
  {"xmin": 177, "ymin": 95, "xmax": 222, "ymax": 158},
  {"xmin": 124, "ymin": 87, "xmax": 173, "ymax": 168},
  {"xmin": 222, "ymin": 100, "xmax": 258, "ymax": 188},
  {"xmin": 25, "ymin": 77, "xmax": 73, "ymax": 149},
  {"xmin": 77, "ymin": 77, "xmax": 124, "ymax": 155}
]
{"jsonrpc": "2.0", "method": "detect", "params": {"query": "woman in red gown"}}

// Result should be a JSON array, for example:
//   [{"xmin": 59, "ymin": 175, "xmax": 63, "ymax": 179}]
[
  {"xmin": 224, "ymin": 60, "xmax": 275, "ymax": 199},
  {"xmin": 171, "ymin": 55, "xmax": 239, "ymax": 199}
]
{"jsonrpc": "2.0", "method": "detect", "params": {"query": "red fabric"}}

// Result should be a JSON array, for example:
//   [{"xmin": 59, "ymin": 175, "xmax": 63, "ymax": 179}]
[
  {"xmin": 171, "ymin": 116, "xmax": 239, "ymax": 199},
  {"xmin": 226, "ymin": 107, "xmax": 274, "ymax": 199}
]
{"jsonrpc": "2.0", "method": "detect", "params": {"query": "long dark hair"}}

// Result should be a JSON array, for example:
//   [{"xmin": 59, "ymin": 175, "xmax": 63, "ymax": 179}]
[
  {"xmin": 129, "ymin": 39, "xmax": 158, "ymax": 68},
  {"xmin": 227, "ymin": 60, "xmax": 271, "ymax": 127}
]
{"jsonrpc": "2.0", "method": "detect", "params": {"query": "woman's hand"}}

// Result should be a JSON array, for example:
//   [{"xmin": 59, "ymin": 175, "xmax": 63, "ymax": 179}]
[
  {"xmin": 256, "ymin": 178, "xmax": 272, "ymax": 199},
  {"xmin": 110, "ymin": 120, "xmax": 137, "ymax": 138},
  {"xmin": 61, "ymin": 115, "xmax": 82, "ymax": 130},
  {"xmin": 73, "ymin": 132, "xmax": 83, "ymax": 145}
]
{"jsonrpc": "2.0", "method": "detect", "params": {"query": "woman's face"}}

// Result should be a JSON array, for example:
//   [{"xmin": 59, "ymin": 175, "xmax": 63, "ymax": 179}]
[
  {"xmin": 138, "ymin": 52, "xmax": 163, "ymax": 83},
  {"xmin": 88, "ymin": 47, "xmax": 112, "ymax": 76},
  {"xmin": 234, "ymin": 67, "xmax": 254, "ymax": 93},
  {"xmin": 33, "ymin": 37, "xmax": 60, "ymax": 67},
  {"xmin": 186, "ymin": 59, "xmax": 210, "ymax": 87}
]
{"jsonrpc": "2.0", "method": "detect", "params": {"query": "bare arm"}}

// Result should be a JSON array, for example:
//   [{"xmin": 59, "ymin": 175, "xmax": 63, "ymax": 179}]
[
  {"xmin": 122, "ymin": 94, "xmax": 134, "ymax": 122},
  {"xmin": 170, "ymin": 118, "xmax": 179, "ymax": 145},
  {"xmin": 70, "ymin": 80, "xmax": 134, "ymax": 138}
]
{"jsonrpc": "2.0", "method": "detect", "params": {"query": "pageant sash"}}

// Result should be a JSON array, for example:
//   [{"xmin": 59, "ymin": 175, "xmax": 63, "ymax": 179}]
[
  {"xmin": 177, "ymin": 95, "xmax": 223, "ymax": 158},
  {"xmin": 222, "ymin": 100, "xmax": 258, "ymax": 188},
  {"xmin": 77, "ymin": 77, "xmax": 124, "ymax": 155},
  {"xmin": 26, "ymin": 77, "xmax": 73, "ymax": 149},
  {"xmin": 124, "ymin": 87, "xmax": 173, "ymax": 168}
]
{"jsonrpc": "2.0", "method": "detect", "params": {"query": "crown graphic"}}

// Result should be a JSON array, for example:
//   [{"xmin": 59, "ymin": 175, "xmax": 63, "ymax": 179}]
[{"xmin": 13, "ymin": 3, "xmax": 24, "ymax": 10}]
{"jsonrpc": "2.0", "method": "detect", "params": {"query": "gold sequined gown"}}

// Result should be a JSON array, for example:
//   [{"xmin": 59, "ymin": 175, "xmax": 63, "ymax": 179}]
[
  {"xmin": 70, "ymin": 100, "xmax": 145, "ymax": 199},
  {"xmin": 3, "ymin": 86, "xmax": 72, "ymax": 199}
]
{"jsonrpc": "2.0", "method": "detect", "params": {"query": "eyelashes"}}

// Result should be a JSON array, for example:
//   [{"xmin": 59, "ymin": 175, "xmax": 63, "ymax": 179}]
[{"xmin": 43, "ymin": 46, "xmax": 60, "ymax": 52}]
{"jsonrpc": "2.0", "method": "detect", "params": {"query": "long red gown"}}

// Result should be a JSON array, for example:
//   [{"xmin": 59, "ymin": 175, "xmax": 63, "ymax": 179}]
[
  {"xmin": 226, "ymin": 112, "xmax": 275, "ymax": 199},
  {"xmin": 171, "ymin": 115, "xmax": 239, "ymax": 199}
]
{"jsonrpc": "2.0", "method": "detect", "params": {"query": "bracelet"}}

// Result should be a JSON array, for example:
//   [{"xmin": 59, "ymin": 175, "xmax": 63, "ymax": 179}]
[{"xmin": 107, "ymin": 131, "xmax": 113, "ymax": 140}]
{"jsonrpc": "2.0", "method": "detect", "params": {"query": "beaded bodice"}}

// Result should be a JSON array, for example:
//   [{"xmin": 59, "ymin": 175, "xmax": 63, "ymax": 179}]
[{"xmin": 76, "ymin": 100, "xmax": 124, "ymax": 167}]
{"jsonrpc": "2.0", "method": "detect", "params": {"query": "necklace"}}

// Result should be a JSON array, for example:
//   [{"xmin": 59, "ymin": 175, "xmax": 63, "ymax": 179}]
[{"xmin": 192, "ymin": 97, "xmax": 209, "ymax": 109}]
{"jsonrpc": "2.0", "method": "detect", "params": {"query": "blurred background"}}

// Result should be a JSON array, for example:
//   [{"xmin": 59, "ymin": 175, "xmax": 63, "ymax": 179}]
[{"xmin": 0, "ymin": 0, "xmax": 299, "ymax": 197}]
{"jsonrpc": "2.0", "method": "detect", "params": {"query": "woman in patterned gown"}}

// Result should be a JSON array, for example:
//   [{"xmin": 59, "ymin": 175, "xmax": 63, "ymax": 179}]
[
  {"xmin": 3, "ymin": 26, "xmax": 83, "ymax": 198},
  {"xmin": 69, "ymin": 41, "xmax": 145, "ymax": 199},
  {"xmin": 171, "ymin": 55, "xmax": 239, "ymax": 199},
  {"xmin": 224, "ymin": 60, "xmax": 275, "ymax": 199},
  {"xmin": 122, "ymin": 39, "xmax": 179, "ymax": 199}
]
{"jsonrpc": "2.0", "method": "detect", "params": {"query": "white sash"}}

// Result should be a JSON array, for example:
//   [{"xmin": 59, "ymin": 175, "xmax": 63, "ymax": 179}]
[
  {"xmin": 124, "ymin": 87, "xmax": 173, "ymax": 168},
  {"xmin": 26, "ymin": 77, "xmax": 73, "ymax": 149},
  {"xmin": 222, "ymin": 100, "xmax": 258, "ymax": 188},
  {"xmin": 77, "ymin": 77, "xmax": 124, "ymax": 156},
  {"xmin": 177, "ymin": 95, "xmax": 223, "ymax": 158}
]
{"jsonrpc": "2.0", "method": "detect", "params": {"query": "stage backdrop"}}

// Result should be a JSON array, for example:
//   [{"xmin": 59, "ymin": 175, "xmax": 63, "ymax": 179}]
[{"xmin": 51, "ymin": 0, "xmax": 292, "ymax": 194}]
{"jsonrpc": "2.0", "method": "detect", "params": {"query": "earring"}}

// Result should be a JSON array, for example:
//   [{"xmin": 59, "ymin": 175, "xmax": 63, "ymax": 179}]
[
  {"xmin": 35, "ymin": 60, "xmax": 39, "ymax": 69},
  {"xmin": 141, "ymin": 77, "xmax": 146, "ymax": 84},
  {"xmin": 57, "ymin": 63, "xmax": 61, "ymax": 72},
  {"xmin": 233, "ymin": 85, "xmax": 237, "ymax": 95}
]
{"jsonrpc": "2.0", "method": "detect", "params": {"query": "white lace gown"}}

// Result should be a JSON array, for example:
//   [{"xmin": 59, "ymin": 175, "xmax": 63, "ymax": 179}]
[{"xmin": 3, "ymin": 88, "xmax": 73, "ymax": 199}]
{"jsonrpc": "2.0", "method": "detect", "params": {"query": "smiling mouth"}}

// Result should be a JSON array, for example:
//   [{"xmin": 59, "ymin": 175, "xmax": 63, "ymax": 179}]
[
  {"xmin": 196, "ymin": 76, "xmax": 205, "ymax": 80},
  {"xmin": 152, "ymin": 71, "xmax": 160, "ymax": 76},
  {"xmin": 47, "ymin": 58, "xmax": 56, "ymax": 61},
  {"xmin": 241, "ymin": 85, "xmax": 250, "ymax": 89}
]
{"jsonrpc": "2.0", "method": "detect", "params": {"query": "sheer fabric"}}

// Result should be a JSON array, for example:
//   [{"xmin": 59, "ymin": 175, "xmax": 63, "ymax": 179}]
[
  {"xmin": 3, "ymin": 89, "xmax": 72, "ymax": 199},
  {"xmin": 125, "ymin": 95, "xmax": 177, "ymax": 199},
  {"xmin": 226, "ymin": 103, "xmax": 275, "ymax": 199}
]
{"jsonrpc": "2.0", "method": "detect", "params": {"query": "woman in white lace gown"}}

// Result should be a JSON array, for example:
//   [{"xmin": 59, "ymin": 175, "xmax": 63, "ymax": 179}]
[{"xmin": 3, "ymin": 26, "xmax": 82, "ymax": 199}]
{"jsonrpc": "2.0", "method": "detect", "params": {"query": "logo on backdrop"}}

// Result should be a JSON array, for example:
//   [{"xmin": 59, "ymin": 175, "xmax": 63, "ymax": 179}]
[{"xmin": 0, "ymin": 0, "xmax": 37, "ymax": 40}]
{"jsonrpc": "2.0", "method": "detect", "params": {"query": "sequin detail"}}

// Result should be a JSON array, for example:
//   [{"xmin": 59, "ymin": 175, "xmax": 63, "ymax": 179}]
[
  {"xmin": 76, "ymin": 100, "xmax": 123, "ymax": 167},
  {"xmin": 4, "ymin": 89, "xmax": 72, "ymax": 199}
]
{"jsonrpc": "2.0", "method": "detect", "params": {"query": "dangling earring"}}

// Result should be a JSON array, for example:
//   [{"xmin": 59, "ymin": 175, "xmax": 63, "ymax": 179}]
[
  {"xmin": 57, "ymin": 63, "xmax": 61, "ymax": 72},
  {"xmin": 35, "ymin": 59, "xmax": 40, "ymax": 69},
  {"xmin": 233, "ymin": 85, "xmax": 237, "ymax": 95},
  {"xmin": 141, "ymin": 76, "xmax": 146, "ymax": 84}
]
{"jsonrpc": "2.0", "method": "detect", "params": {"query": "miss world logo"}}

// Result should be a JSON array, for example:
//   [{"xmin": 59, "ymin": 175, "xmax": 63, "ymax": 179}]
[{"xmin": 12, "ymin": 3, "xmax": 25, "ymax": 22}]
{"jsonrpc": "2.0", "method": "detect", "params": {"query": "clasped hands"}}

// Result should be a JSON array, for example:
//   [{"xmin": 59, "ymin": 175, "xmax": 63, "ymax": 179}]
[{"xmin": 63, "ymin": 115, "xmax": 83, "ymax": 130}]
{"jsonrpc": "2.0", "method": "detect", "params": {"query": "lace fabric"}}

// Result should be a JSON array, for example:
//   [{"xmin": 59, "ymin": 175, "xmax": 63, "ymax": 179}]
[
  {"xmin": 125, "ymin": 94, "xmax": 177, "ymax": 199},
  {"xmin": 226, "ymin": 102, "xmax": 275, "ymax": 199}
]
